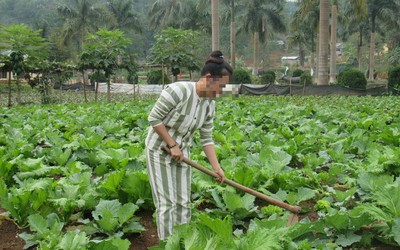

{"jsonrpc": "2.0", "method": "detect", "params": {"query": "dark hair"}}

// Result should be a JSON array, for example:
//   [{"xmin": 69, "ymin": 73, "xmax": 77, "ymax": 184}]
[{"xmin": 201, "ymin": 50, "xmax": 233, "ymax": 77}]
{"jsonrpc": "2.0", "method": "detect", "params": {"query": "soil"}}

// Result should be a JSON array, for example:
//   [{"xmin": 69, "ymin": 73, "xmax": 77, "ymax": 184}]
[{"xmin": 0, "ymin": 207, "xmax": 159, "ymax": 250}]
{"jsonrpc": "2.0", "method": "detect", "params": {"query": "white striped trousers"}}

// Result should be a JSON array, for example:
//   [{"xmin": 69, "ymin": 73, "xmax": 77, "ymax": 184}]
[{"xmin": 146, "ymin": 149, "xmax": 192, "ymax": 240}]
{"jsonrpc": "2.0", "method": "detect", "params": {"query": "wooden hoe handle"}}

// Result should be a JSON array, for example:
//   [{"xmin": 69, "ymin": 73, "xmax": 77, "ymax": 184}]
[{"xmin": 161, "ymin": 146, "xmax": 302, "ymax": 214}]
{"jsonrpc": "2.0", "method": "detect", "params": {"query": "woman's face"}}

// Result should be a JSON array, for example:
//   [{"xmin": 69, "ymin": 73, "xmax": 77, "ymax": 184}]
[{"xmin": 205, "ymin": 75, "xmax": 230, "ymax": 98}]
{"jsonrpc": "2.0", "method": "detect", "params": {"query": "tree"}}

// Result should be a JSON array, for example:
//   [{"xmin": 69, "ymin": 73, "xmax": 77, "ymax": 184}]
[
  {"xmin": 149, "ymin": 27, "xmax": 201, "ymax": 83},
  {"xmin": 293, "ymin": 0, "xmax": 319, "ymax": 79},
  {"xmin": 106, "ymin": 0, "xmax": 143, "ymax": 33},
  {"xmin": 220, "ymin": 0, "xmax": 242, "ymax": 68},
  {"xmin": 228, "ymin": 0, "xmax": 236, "ymax": 68},
  {"xmin": 57, "ymin": 0, "xmax": 108, "ymax": 56},
  {"xmin": 317, "ymin": 0, "xmax": 329, "ymax": 85},
  {"xmin": 211, "ymin": 0, "xmax": 219, "ymax": 50},
  {"xmin": 148, "ymin": 0, "xmax": 189, "ymax": 28},
  {"xmin": 341, "ymin": 0, "xmax": 369, "ymax": 70},
  {"xmin": 238, "ymin": 0, "xmax": 286, "ymax": 75},
  {"xmin": 329, "ymin": 3, "xmax": 338, "ymax": 83},
  {"xmin": 0, "ymin": 24, "xmax": 48, "ymax": 106},
  {"xmin": 79, "ymin": 28, "xmax": 132, "ymax": 102},
  {"xmin": 365, "ymin": 0, "xmax": 400, "ymax": 81},
  {"xmin": 291, "ymin": 0, "xmax": 319, "ymax": 78}
]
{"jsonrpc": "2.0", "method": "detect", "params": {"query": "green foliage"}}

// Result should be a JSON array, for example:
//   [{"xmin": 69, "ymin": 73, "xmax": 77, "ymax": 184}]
[
  {"xmin": 259, "ymin": 70, "xmax": 276, "ymax": 84},
  {"xmin": 149, "ymin": 27, "xmax": 201, "ymax": 76},
  {"xmin": 292, "ymin": 69, "xmax": 304, "ymax": 77},
  {"xmin": 388, "ymin": 47, "xmax": 400, "ymax": 66},
  {"xmin": 337, "ymin": 68, "xmax": 367, "ymax": 89},
  {"xmin": 19, "ymin": 212, "xmax": 132, "ymax": 250},
  {"xmin": 89, "ymin": 71, "xmax": 108, "ymax": 83},
  {"xmin": 300, "ymin": 72, "xmax": 312, "ymax": 85},
  {"xmin": 314, "ymin": 199, "xmax": 331, "ymax": 212},
  {"xmin": 146, "ymin": 69, "xmax": 170, "ymax": 84},
  {"xmin": 261, "ymin": 205, "xmax": 284, "ymax": 216},
  {"xmin": 0, "ymin": 178, "xmax": 53, "ymax": 227},
  {"xmin": 86, "ymin": 199, "xmax": 145, "ymax": 236},
  {"xmin": 0, "ymin": 23, "xmax": 48, "ymax": 61},
  {"xmin": 0, "ymin": 23, "xmax": 49, "ymax": 104},
  {"xmin": 80, "ymin": 28, "xmax": 131, "ymax": 78},
  {"xmin": 27, "ymin": 61, "xmax": 75, "ymax": 104},
  {"xmin": 232, "ymin": 68, "xmax": 252, "ymax": 84},
  {"xmin": 388, "ymin": 66, "xmax": 400, "ymax": 90},
  {"xmin": 19, "ymin": 213, "xmax": 68, "ymax": 249},
  {"xmin": 1, "ymin": 96, "xmax": 400, "ymax": 249}
]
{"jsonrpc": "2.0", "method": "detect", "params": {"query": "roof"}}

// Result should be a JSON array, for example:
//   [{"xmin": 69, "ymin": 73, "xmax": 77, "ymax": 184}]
[{"xmin": 281, "ymin": 56, "xmax": 299, "ymax": 60}]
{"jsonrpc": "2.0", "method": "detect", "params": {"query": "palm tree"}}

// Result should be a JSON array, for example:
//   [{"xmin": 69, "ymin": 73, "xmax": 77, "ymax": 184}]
[
  {"xmin": 341, "ymin": 1, "xmax": 368, "ymax": 70},
  {"xmin": 293, "ymin": 0, "xmax": 319, "ymax": 78},
  {"xmin": 148, "ymin": 0, "xmax": 188, "ymax": 29},
  {"xmin": 329, "ymin": 3, "xmax": 338, "ymax": 83},
  {"xmin": 365, "ymin": 0, "xmax": 400, "ymax": 81},
  {"xmin": 57, "ymin": 0, "xmax": 107, "ymax": 54},
  {"xmin": 57, "ymin": 0, "xmax": 108, "ymax": 102},
  {"xmin": 318, "ymin": 0, "xmax": 329, "ymax": 85},
  {"xmin": 220, "ymin": 0, "xmax": 243, "ymax": 68},
  {"xmin": 238, "ymin": 0, "xmax": 286, "ymax": 75},
  {"xmin": 106, "ymin": 0, "xmax": 143, "ymax": 33},
  {"xmin": 287, "ymin": 30, "xmax": 306, "ymax": 68},
  {"xmin": 211, "ymin": 0, "xmax": 219, "ymax": 50}
]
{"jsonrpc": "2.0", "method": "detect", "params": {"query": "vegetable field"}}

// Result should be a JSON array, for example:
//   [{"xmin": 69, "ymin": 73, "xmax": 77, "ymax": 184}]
[{"xmin": 1, "ymin": 95, "xmax": 400, "ymax": 250}]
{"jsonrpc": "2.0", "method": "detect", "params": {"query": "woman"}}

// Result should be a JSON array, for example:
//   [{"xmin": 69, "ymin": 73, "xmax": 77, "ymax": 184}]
[{"xmin": 145, "ymin": 50, "xmax": 233, "ymax": 240}]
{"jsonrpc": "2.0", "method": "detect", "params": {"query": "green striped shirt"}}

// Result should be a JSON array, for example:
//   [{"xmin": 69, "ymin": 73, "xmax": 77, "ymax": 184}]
[{"xmin": 145, "ymin": 82, "xmax": 215, "ymax": 151}]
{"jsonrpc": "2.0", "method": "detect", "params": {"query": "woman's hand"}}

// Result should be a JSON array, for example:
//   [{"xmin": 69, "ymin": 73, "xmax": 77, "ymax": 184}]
[
  {"xmin": 213, "ymin": 166, "xmax": 225, "ymax": 183},
  {"xmin": 170, "ymin": 145, "xmax": 183, "ymax": 161}
]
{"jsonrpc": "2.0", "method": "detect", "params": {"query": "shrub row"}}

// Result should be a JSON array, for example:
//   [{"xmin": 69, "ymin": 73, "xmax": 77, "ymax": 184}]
[{"xmin": 144, "ymin": 66, "xmax": 400, "ymax": 90}]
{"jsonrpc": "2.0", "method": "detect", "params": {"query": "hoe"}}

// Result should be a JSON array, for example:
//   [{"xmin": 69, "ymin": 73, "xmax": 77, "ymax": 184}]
[{"xmin": 162, "ymin": 146, "xmax": 302, "ymax": 226}]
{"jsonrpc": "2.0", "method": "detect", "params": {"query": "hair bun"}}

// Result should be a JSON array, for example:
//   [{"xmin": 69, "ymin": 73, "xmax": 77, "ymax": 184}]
[{"xmin": 210, "ymin": 50, "xmax": 224, "ymax": 59}]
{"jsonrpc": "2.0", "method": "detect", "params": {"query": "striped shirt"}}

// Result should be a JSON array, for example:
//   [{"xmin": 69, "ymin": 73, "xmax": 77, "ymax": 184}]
[{"xmin": 145, "ymin": 82, "xmax": 215, "ymax": 151}]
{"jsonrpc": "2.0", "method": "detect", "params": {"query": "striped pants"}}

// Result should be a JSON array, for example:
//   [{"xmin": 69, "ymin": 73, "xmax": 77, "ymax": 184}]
[{"xmin": 146, "ymin": 148, "xmax": 192, "ymax": 240}]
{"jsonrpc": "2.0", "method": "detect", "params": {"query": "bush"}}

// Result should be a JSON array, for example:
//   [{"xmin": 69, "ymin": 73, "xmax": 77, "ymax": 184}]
[
  {"xmin": 337, "ymin": 68, "xmax": 367, "ymax": 89},
  {"xmin": 147, "ymin": 69, "xmax": 170, "ymax": 84},
  {"xmin": 388, "ymin": 66, "xmax": 400, "ymax": 90},
  {"xmin": 300, "ymin": 72, "xmax": 312, "ymax": 85},
  {"xmin": 259, "ymin": 70, "xmax": 276, "ymax": 84},
  {"xmin": 89, "ymin": 71, "xmax": 108, "ymax": 84},
  {"xmin": 231, "ymin": 68, "xmax": 252, "ymax": 84},
  {"xmin": 292, "ymin": 69, "xmax": 304, "ymax": 77}
]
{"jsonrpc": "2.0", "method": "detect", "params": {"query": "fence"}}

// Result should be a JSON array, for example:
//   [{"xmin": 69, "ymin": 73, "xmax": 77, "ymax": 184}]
[{"xmin": 0, "ymin": 81, "xmax": 393, "ymax": 107}]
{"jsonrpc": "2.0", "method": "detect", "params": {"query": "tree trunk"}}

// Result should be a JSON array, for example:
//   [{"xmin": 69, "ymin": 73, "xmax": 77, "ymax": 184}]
[
  {"xmin": 358, "ymin": 28, "xmax": 363, "ymax": 69},
  {"xmin": 16, "ymin": 76, "xmax": 21, "ymax": 104},
  {"xmin": 329, "ymin": 5, "xmax": 337, "ymax": 83},
  {"xmin": 230, "ymin": 0, "xmax": 236, "ymax": 68},
  {"xmin": 299, "ymin": 43, "xmax": 305, "ymax": 67},
  {"xmin": 253, "ymin": 32, "xmax": 259, "ymax": 76},
  {"xmin": 315, "ymin": 33, "xmax": 319, "ymax": 83},
  {"xmin": 310, "ymin": 30, "xmax": 316, "ymax": 81},
  {"xmin": 318, "ymin": 0, "xmax": 329, "ymax": 85},
  {"xmin": 7, "ymin": 72, "xmax": 12, "ymax": 107},
  {"xmin": 310, "ymin": 50, "xmax": 315, "ymax": 74},
  {"xmin": 107, "ymin": 76, "xmax": 111, "ymax": 103},
  {"xmin": 82, "ymin": 70, "xmax": 88, "ymax": 102},
  {"xmin": 94, "ymin": 80, "xmax": 99, "ymax": 102},
  {"xmin": 211, "ymin": 0, "xmax": 220, "ymax": 51},
  {"xmin": 368, "ymin": 17, "xmax": 376, "ymax": 81}
]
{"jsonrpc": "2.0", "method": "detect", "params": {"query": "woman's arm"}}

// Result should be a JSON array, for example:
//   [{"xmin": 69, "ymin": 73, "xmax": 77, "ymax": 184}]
[
  {"xmin": 203, "ymin": 144, "xmax": 225, "ymax": 183},
  {"xmin": 153, "ymin": 124, "xmax": 183, "ymax": 161}
]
